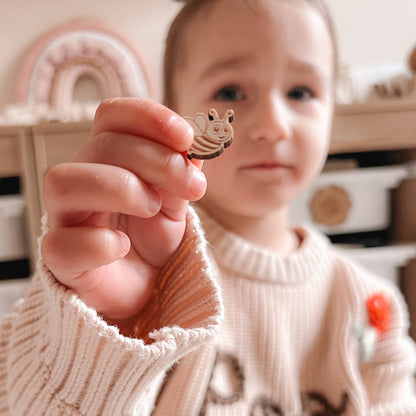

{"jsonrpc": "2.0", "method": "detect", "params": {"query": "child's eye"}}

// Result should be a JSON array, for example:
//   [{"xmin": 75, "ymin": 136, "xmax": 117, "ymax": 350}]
[
  {"xmin": 287, "ymin": 86, "xmax": 314, "ymax": 101},
  {"xmin": 214, "ymin": 85, "xmax": 245, "ymax": 102}
]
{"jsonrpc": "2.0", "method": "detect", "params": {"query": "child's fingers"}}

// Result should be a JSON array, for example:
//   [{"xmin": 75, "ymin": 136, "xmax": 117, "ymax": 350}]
[
  {"xmin": 44, "ymin": 163, "xmax": 162, "ymax": 227},
  {"xmin": 41, "ymin": 226, "xmax": 130, "ymax": 283},
  {"xmin": 90, "ymin": 98, "xmax": 195, "ymax": 153},
  {"xmin": 73, "ymin": 133, "xmax": 206, "ymax": 200},
  {"xmin": 42, "ymin": 226, "xmax": 156, "ymax": 318}
]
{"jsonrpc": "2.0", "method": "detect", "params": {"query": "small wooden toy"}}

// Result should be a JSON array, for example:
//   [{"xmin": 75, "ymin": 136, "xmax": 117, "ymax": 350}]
[{"xmin": 185, "ymin": 108, "xmax": 234, "ymax": 159}]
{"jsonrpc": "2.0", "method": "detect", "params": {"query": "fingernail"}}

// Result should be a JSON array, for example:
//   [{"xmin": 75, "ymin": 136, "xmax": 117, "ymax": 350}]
[
  {"xmin": 190, "ymin": 168, "xmax": 206, "ymax": 198},
  {"xmin": 168, "ymin": 115, "xmax": 194, "ymax": 139},
  {"xmin": 148, "ymin": 188, "xmax": 161, "ymax": 214},
  {"xmin": 115, "ymin": 231, "xmax": 131, "ymax": 255}
]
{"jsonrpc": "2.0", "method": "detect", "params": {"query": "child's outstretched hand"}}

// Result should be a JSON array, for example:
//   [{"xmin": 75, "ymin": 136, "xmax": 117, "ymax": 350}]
[{"xmin": 41, "ymin": 98, "xmax": 206, "ymax": 334}]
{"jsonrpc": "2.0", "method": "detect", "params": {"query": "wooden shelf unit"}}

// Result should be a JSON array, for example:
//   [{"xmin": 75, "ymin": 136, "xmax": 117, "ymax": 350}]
[
  {"xmin": 331, "ymin": 101, "xmax": 416, "ymax": 154},
  {"xmin": 0, "ymin": 101, "xmax": 415, "ymax": 339}
]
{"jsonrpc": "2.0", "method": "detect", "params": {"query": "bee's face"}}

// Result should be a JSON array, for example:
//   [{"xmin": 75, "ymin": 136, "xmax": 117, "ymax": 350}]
[{"xmin": 207, "ymin": 121, "xmax": 233, "ymax": 142}]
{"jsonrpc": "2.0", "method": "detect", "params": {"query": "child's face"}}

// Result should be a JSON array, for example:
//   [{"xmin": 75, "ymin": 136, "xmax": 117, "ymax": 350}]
[{"xmin": 173, "ymin": 0, "xmax": 334, "ymax": 222}]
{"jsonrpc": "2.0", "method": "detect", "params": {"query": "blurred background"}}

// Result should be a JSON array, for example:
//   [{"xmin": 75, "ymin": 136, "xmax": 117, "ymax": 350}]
[{"xmin": 0, "ymin": 0, "xmax": 415, "ymax": 110}]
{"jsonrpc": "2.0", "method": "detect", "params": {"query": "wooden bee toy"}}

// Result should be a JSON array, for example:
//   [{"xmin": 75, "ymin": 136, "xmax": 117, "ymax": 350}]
[{"xmin": 185, "ymin": 108, "xmax": 234, "ymax": 160}]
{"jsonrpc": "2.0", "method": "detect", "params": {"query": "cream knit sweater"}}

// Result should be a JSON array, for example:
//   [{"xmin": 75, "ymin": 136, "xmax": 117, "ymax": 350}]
[{"xmin": 1, "ymin": 207, "xmax": 415, "ymax": 415}]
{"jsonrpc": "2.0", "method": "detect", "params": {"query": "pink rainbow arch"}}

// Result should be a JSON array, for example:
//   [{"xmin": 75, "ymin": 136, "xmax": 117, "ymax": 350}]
[{"xmin": 16, "ymin": 18, "xmax": 157, "ymax": 114}]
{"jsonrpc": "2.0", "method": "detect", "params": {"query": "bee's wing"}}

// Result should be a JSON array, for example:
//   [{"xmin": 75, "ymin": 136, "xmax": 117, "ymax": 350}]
[{"xmin": 185, "ymin": 113, "xmax": 209, "ymax": 136}]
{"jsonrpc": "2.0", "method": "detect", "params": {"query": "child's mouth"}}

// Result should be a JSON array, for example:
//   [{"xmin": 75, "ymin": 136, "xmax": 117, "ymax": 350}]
[{"xmin": 241, "ymin": 161, "xmax": 292, "ymax": 170}]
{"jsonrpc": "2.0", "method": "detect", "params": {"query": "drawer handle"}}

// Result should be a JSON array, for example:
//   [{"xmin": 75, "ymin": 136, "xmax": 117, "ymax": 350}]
[{"xmin": 309, "ymin": 185, "xmax": 352, "ymax": 226}]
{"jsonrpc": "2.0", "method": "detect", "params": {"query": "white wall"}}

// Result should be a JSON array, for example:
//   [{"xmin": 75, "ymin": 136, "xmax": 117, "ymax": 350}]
[
  {"xmin": 0, "ymin": 0, "xmax": 415, "ymax": 112},
  {"xmin": 328, "ymin": 0, "xmax": 416, "ymax": 69}
]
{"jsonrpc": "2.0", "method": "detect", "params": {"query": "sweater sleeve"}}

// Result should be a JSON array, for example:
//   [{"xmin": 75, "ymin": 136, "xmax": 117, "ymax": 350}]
[
  {"xmin": 0, "ymin": 207, "xmax": 223, "ymax": 416},
  {"xmin": 360, "ymin": 282, "xmax": 416, "ymax": 415}
]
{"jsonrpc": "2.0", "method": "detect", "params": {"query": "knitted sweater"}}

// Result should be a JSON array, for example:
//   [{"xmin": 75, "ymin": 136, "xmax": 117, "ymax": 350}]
[{"xmin": 0, "ymin": 207, "xmax": 415, "ymax": 415}]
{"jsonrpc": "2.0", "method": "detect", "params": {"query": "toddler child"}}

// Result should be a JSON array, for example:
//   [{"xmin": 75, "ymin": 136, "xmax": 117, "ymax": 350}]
[{"xmin": 1, "ymin": 0, "xmax": 416, "ymax": 414}]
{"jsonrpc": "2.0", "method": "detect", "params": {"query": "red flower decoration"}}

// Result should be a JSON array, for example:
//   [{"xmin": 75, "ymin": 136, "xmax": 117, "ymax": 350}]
[{"xmin": 366, "ymin": 293, "xmax": 391, "ymax": 335}]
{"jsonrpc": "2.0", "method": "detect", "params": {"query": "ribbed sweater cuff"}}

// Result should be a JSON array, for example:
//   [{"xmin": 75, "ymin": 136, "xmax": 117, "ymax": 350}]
[{"xmin": 7, "ymin": 207, "xmax": 222, "ymax": 416}]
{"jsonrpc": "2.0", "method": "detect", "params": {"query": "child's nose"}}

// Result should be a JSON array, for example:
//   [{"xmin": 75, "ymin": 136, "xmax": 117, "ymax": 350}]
[{"xmin": 248, "ymin": 94, "xmax": 291, "ymax": 142}]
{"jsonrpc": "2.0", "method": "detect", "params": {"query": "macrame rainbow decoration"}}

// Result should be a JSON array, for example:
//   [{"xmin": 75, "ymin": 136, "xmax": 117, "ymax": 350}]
[{"xmin": 15, "ymin": 19, "xmax": 156, "ymax": 116}]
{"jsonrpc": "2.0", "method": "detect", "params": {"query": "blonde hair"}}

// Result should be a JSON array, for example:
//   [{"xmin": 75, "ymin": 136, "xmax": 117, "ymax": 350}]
[{"xmin": 163, "ymin": 0, "xmax": 338, "ymax": 108}]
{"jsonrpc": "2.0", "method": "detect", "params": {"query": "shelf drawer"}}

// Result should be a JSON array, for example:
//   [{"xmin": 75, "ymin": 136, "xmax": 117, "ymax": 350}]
[
  {"xmin": 0, "ymin": 195, "xmax": 29, "ymax": 262},
  {"xmin": 290, "ymin": 165, "xmax": 408, "ymax": 235},
  {"xmin": 340, "ymin": 244, "xmax": 416, "ymax": 286},
  {"xmin": 0, "ymin": 278, "xmax": 30, "ymax": 317}
]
